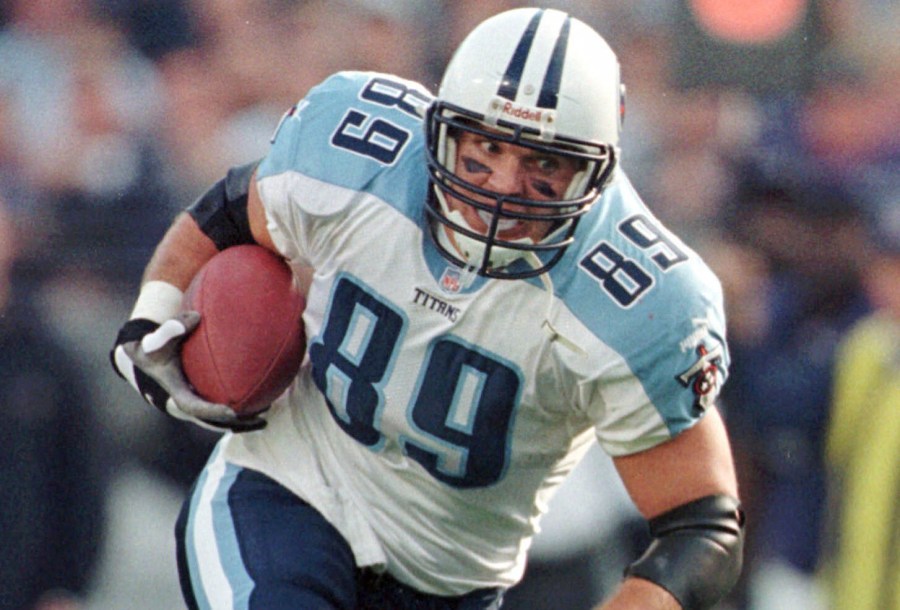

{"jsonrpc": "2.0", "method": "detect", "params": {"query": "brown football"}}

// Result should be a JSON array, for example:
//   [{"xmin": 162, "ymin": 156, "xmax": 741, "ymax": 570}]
[{"xmin": 181, "ymin": 245, "xmax": 306, "ymax": 417}]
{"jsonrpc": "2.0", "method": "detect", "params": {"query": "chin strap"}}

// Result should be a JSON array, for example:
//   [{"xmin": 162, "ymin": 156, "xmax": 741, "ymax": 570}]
[{"xmin": 433, "ymin": 221, "xmax": 479, "ymax": 289}]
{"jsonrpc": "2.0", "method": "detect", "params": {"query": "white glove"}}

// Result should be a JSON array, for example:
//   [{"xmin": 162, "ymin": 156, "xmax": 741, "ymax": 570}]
[{"xmin": 111, "ymin": 312, "xmax": 266, "ymax": 433}]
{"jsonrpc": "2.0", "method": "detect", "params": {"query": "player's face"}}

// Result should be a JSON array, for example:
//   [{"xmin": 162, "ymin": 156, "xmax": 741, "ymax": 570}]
[{"xmin": 445, "ymin": 129, "xmax": 581, "ymax": 244}]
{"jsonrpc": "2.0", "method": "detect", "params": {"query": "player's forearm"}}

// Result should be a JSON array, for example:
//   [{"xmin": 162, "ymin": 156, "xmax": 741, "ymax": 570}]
[
  {"xmin": 595, "ymin": 577, "xmax": 682, "ymax": 610},
  {"xmin": 141, "ymin": 212, "xmax": 219, "ymax": 291}
]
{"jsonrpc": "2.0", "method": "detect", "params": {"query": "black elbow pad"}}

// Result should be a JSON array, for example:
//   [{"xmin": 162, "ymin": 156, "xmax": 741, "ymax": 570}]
[
  {"xmin": 187, "ymin": 160, "xmax": 260, "ymax": 250},
  {"xmin": 625, "ymin": 494, "xmax": 745, "ymax": 610}
]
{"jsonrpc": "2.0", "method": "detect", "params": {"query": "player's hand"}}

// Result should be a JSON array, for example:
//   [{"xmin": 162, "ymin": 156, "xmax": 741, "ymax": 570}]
[{"xmin": 111, "ymin": 312, "xmax": 267, "ymax": 432}]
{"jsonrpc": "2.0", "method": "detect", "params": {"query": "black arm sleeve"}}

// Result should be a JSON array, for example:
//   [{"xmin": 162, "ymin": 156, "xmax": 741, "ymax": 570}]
[
  {"xmin": 186, "ymin": 160, "xmax": 260, "ymax": 250},
  {"xmin": 624, "ymin": 494, "xmax": 745, "ymax": 610}
]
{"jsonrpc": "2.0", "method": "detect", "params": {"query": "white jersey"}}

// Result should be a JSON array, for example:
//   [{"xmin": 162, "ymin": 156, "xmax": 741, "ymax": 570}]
[{"xmin": 219, "ymin": 71, "xmax": 730, "ymax": 595}]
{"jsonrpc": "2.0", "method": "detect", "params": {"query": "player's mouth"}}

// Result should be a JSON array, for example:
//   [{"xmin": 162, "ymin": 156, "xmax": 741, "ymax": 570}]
[{"xmin": 476, "ymin": 209, "xmax": 520, "ymax": 234}]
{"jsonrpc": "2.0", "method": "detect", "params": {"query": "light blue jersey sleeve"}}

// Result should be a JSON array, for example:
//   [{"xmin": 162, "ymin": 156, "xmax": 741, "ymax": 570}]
[
  {"xmin": 553, "ymin": 173, "xmax": 730, "ymax": 447},
  {"xmin": 255, "ymin": 71, "xmax": 434, "ymax": 267},
  {"xmin": 257, "ymin": 71, "xmax": 432, "ymax": 217}
]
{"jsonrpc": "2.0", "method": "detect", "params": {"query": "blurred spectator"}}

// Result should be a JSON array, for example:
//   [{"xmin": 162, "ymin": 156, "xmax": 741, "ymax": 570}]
[
  {"xmin": 820, "ymin": 201, "xmax": 900, "ymax": 610},
  {"xmin": 696, "ymin": 236, "xmax": 771, "ymax": 610},
  {"xmin": 0, "ymin": 196, "xmax": 107, "ymax": 610},
  {"xmin": 641, "ymin": 88, "xmax": 736, "ymax": 240},
  {"xmin": 805, "ymin": 0, "xmax": 900, "ymax": 170},
  {"xmin": 0, "ymin": 0, "xmax": 205, "ymax": 470},
  {"xmin": 155, "ymin": 0, "xmax": 433, "ymax": 199},
  {"xmin": 1, "ymin": 0, "xmax": 219, "ymax": 540},
  {"xmin": 720, "ymin": 163, "xmax": 872, "ymax": 610},
  {"xmin": 102, "ymin": 0, "xmax": 197, "ymax": 61},
  {"xmin": 0, "ymin": 0, "xmax": 164, "ymax": 198}
]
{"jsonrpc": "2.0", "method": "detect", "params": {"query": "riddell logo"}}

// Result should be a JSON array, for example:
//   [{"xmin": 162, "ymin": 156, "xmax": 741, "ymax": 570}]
[{"xmin": 502, "ymin": 102, "xmax": 543, "ymax": 122}]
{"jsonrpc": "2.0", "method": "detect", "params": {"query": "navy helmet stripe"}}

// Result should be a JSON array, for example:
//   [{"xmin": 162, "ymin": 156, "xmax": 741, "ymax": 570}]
[
  {"xmin": 496, "ymin": 9, "xmax": 544, "ymax": 101},
  {"xmin": 536, "ymin": 16, "xmax": 570, "ymax": 109}
]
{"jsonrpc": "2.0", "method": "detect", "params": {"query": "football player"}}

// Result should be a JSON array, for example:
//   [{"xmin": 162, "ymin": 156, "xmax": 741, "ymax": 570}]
[{"xmin": 112, "ymin": 8, "xmax": 743, "ymax": 610}]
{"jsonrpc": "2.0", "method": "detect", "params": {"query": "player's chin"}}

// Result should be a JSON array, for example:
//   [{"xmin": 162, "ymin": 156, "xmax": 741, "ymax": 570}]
[
  {"xmin": 495, "ymin": 227, "xmax": 534, "ymax": 242},
  {"xmin": 497, "ymin": 220, "xmax": 553, "ymax": 244}
]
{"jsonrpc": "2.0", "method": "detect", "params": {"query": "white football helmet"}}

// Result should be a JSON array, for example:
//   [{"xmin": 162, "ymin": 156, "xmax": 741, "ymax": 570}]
[{"xmin": 425, "ymin": 8, "xmax": 623, "ymax": 279}]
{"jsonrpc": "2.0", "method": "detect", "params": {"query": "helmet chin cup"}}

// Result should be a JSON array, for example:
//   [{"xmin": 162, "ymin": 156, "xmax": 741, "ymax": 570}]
[
  {"xmin": 443, "ymin": 205, "xmax": 534, "ymax": 271},
  {"xmin": 426, "ymin": 184, "xmax": 583, "ymax": 279}
]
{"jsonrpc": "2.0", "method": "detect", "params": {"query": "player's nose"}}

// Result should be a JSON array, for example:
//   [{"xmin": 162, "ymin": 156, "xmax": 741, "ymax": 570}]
[{"xmin": 484, "ymin": 156, "xmax": 527, "ymax": 196}]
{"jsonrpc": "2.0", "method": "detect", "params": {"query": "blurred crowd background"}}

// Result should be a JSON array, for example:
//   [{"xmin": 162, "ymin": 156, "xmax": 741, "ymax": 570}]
[{"xmin": 0, "ymin": 0, "xmax": 897, "ymax": 609}]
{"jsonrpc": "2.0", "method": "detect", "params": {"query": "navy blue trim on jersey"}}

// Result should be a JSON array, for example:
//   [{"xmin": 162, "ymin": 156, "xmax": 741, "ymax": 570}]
[
  {"xmin": 536, "ymin": 16, "xmax": 570, "ymax": 109},
  {"xmin": 496, "ymin": 10, "xmax": 544, "ymax": 101}
]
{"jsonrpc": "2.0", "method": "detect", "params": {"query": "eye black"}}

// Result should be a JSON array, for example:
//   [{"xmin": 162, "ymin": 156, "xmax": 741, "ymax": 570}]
[
  {"xmin": 462, "ymin": 157, "xmax": 491, "ymax": 174},
  {"xmin": 531, "ymin": 180, "xmax": 557, "ymax": 198}
]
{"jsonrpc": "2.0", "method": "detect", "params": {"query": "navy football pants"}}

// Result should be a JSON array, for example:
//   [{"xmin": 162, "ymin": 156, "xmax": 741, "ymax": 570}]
[{"xmin": 175, "ymin": 457, "xmax": 504, "ymax": 609}]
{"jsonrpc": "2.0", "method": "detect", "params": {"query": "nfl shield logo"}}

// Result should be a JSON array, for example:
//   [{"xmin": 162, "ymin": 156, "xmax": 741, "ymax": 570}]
[{"xmin": 439, "ymin": 267, "xmax": 461, "ymax": 294}]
